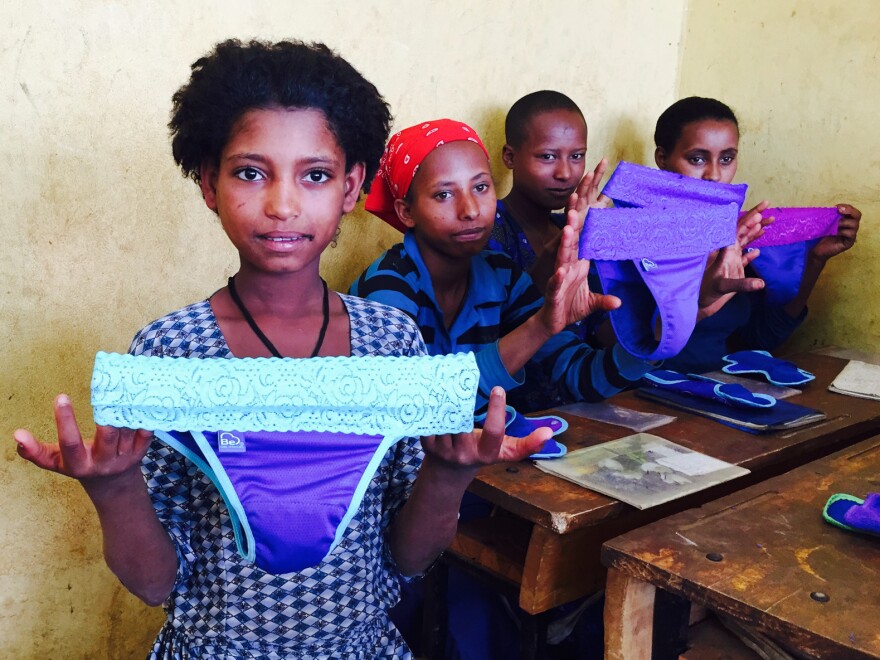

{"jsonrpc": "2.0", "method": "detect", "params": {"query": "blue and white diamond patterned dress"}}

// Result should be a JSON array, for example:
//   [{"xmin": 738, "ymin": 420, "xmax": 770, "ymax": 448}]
[{"xmin": 130, "ymin": 294, "xmax": 426, "ymax": 659}]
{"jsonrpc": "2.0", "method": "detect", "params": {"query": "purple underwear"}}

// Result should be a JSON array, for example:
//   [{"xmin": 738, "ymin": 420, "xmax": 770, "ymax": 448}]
[
  {"xmin": 746, "ymin": 208, "xmax": 839, "ymax": 304},
  {"xmin": 91, "ymin": 351, "xmax": 479, "ymax": 575},
  {"xmin": 580, "ymin": 162, "xmax": 742, "ymax": 360},
  {"xmin": 157, "ymin": 428, "xmax": 393, "ymax": 574}
]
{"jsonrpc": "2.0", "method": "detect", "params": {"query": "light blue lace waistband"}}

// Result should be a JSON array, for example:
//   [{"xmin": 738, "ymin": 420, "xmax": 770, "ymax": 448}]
[{"xmin": 91, "ymin": 351, "xmax": 479, "ymax": 435}]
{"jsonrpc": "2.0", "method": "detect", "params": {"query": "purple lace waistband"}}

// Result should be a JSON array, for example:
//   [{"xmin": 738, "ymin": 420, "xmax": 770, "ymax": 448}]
[
  {"xmin": 601, "ymin": 161, "xmax": 748, "ymax": 209},
  {"xmin": 747, "ymin": 207, "xmax": 839, "ymax": 248},
  {"xmin": 580, "ymin": 204, "xmax": 737, "ymax": 261}
]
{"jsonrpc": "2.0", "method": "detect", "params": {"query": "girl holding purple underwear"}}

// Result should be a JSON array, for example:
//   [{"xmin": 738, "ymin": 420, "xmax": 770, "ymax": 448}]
[
  {"xmin": 351, "ymin": 119, "xmax": 761, "ymax": 412},
  {"xmin": 350, "ymin": 118, "xmax": 768, "ymax": 658},
  {"xmin": 654, "ymin": 96, "xmax": 861, "ymax": 373},
  {"xmin": 12, "ymin": 40, "xmax": 548, "ymax": 659},
  {"xmin": 489, "ymin": 90, "xmax": 769, "ymax": 350}
]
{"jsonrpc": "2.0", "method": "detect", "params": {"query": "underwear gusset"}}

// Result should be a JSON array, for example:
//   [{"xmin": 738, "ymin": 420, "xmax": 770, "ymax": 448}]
[
  {"xmin": 746, "ymin": 207, "xmax": 840, "ymax": 304},
  {"xmin": 92, "ymin": 351, "xmax": 480, "ymax": 575}
]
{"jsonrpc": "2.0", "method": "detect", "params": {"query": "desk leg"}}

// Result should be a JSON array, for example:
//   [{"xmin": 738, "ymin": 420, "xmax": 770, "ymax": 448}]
[
  {"xmin": 652, "ymin": 589, "xmax": 690, "ymax": 658},
  {"xmin": 422, "ymin": 561, "xmax": 449, "ymax": 660},
  {"xmin": 519, "ymin": 611, "xmax": 549, "ymax": 660},
  {"xmin": 604, "ymin": 567, "xmax": 655, "ymax": 660}
]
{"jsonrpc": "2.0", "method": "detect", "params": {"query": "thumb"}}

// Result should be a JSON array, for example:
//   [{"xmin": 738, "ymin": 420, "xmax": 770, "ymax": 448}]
[
  {"xmin": 715, "ymin": 276, "xmax": 765, "ymax": 294},
  {"xmin": 499, "ymin": 427, "xmax": 552, "ymax": 463},
  {"xmin": 13, "ymin": 428, "xmax": 59, "ymax": 471},
  {"xmin": 592, "ymin": 293, "xmax": 622, "ymax": 312}
]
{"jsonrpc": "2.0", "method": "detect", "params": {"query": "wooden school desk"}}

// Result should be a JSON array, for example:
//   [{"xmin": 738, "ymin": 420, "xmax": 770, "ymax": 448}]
[
  {"xmin": 424, "ymin": 353, "xmax": 880, "ymax": 659},
  {"xmin": 602, "ymin": 434, "xmax": 880, "ymax": 659}
]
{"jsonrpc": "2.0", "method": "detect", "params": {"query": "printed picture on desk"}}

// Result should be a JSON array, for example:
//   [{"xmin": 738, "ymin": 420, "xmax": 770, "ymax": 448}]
[{"xmin": 534, "ymin": 433, "xmax": 750, "ymax": 509}]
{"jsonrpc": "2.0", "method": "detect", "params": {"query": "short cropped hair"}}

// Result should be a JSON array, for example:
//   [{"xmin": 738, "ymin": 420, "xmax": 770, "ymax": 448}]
[
  {"xmin": 504, "ymin": 90, "xmax": 585, "ymax": 147},
  {"xmin": 169, "ymin": 39, "xmax": 392, "ymax": 191},
  {"xmin": 653, "ymin": 96, "xmax": 738, "ymax": 152}
]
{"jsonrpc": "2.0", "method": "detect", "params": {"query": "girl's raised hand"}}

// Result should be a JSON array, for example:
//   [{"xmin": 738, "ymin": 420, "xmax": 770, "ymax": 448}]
[
  {"xmin": 565, "ymin": 158, "xmax": 610, "ymax": 229},
  {"xmin": 420, "ymin": 387, "xmax": 549, "ymax": 470},
  {"xmin": 14, "ymin": 394, "xmax": 153, "ymax": 485},
  {"xmin": 539, "ymin": 222, "xmax": 621, "ymax": 334},
  {"xmin": 696, "ymin": 200, "xmax": 772, "ymax": 319},
  {"xmin": 529, "ymin": 162, "xmax": 611, "ymax": 294},
  {"xmin": 811, "ymin": 204, "xmax": 861, "ymax": 262},
  {"xmin": 738, "ymin": 200, "xmax": 773, "ymax": 248}
]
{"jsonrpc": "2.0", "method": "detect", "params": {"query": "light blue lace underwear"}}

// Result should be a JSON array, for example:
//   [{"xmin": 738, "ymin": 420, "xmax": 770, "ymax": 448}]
[{"xmin": 91, "ymin": 351, "xmax": 479, "ymax": 574}]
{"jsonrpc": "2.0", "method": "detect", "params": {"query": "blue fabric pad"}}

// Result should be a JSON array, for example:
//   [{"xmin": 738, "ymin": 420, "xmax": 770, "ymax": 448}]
[
  {"xmin": 635, "ymin": 385, "xmax": 825, "ymax": 433},
  {"xmin": 643, "ymin": 369, "xmax": 777, "ymax": 408},
  {"xmin": 722, "ymin": 350, "xmax": 815, "ymax": 386},
  {"xmin": 823, "ymin": 493, "xmax": 880, "ymax": 537},
  {"xmin": 475, "ymin": 406, "xmax": 568, "ymax": 459}
]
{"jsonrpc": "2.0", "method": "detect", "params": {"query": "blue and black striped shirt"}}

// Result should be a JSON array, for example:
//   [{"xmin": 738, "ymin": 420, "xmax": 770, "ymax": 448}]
[{"xmin": 350, "ymin": 231, "xmax": 649, "ymax": 412}]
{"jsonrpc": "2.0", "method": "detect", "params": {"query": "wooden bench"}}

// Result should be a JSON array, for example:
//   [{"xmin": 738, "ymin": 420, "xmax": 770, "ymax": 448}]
[{"xmin": 602, "ymin": 434, "xmax": 880, "ymax": 659}]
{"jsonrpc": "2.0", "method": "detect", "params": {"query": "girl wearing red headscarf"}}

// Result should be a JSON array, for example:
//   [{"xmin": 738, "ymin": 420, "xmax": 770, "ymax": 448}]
[{"xmin": 351, "ymin": 119, "xmax": 651, "ymax": 413}]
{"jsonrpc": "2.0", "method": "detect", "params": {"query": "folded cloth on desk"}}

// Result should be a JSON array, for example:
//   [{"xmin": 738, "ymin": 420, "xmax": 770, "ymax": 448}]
[
  {"xmin": 828, "ymin": 359, "xmax": 880, "ymax": 401},
  {"xmin": 581, "ymin": 162, "xmax": 742, "ymax": 361},
  {"xmin": 700, "ymin": 371, "xmax": 801, "ymax": 400},
  {"xmin": 722, "ymin": 350, "xmax": 815, "ymax": 387},
  {"xmin": 823, "ymin": 493, "xmax": 880, "ymax": 538},
  {"xmin": 643, "ymin": 369, "xmax": 776, "ymax": 408},
  {"xmin": 636, "ymin": 384, "xmax": 825, "ymax": 433}
]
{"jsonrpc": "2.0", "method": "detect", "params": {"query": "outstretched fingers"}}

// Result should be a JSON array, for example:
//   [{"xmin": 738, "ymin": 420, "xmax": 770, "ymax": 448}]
[
  {"xmin": 554, "ymin": 223, "xmax": 580, "ymax": 271},
  {"xmin": 576, "ymin": 158, "xmax": 608, "ymax": 208},
  {"xmin": 54, "ymin": 394, "xmax": 89, "ymax": 467},
  {"xmin": 741, "ymin": 247, "xmax": 760, "ymax": 267},
  {"xmin": 475, "ymin": 387, "xmax": 509, "ymax": 460},
  {"xmin": 15, "ymin": 394, "xmax": 154, "ymax": 481},
  {"xmin": 13, "ymin": 427, "xmax": 62, "ymax": 472},
  {"xmin": 713, "ymin": 275, "xmax": 765, "ymax": 294},
  {"xmin": 738, "ymin": 200, "xmax": 772, "ymax": 248},
  {"xmin": 486, "ymin": 389, "xmax": 550, "ymax": 463}
]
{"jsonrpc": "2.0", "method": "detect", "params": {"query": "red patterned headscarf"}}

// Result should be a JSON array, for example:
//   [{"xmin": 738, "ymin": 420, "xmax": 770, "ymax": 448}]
[{"xmin": 365, "ymin": 119, "xmax": 490, "ymax": 232}]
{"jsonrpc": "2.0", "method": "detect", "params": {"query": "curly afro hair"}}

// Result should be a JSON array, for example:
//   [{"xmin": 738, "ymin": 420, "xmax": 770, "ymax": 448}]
[
  {"xmin": 169, "ymin": 39, "xmax": 392, "ymax": 192},
  {"xmin": 654, "ymin": 96, "xmax": 738, "ymax": 153}
]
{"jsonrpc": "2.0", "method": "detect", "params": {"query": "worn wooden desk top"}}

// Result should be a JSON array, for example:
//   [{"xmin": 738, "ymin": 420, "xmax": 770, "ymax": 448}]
[
  {"xmin": 469, "ymin": 353, "xmax": 880, "ymax": 534},
  {"xmin": 448, "ymin": 352, "xmax": 880, "ymax": 614},
  {"xmin": 602, "ymin": 434, "xmax": 880, "ymax": 658}
]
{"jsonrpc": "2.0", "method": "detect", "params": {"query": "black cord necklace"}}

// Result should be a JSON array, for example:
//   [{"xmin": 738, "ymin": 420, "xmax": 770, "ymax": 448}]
[{"xmin": 227, "ymin": 275, "xmax": 330, "ymax": 358}]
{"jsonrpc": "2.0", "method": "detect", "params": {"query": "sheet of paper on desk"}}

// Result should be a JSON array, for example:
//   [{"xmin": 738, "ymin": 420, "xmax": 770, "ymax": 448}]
[
  {"xmin": 828, "ymin": 360, "xmax": 880, "ymax": 400},
  {"xmin": 533, "ymin": 433, "xmax": 749, "ymax": 509},
  {"xmin": 552, "ymin": 401, "xmax": 676, "ymax": 432}
]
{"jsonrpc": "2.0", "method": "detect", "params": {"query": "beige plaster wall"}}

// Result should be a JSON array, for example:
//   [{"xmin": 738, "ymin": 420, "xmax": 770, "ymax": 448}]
[
  {"xmin": 1, "ymin": 1, "xmax": 685, "ymax": 656},
  {"xmin": 677, "ymin": 0, "xmax": 880, "ymax": 354}
]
